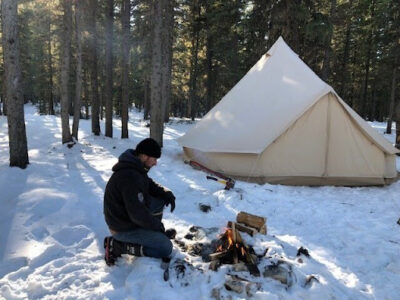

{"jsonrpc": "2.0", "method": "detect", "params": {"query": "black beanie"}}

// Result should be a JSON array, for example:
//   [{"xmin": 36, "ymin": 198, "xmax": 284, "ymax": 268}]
[{"xmin": 135, "ymin": 138, "xmax": 161, "ymax": 158}]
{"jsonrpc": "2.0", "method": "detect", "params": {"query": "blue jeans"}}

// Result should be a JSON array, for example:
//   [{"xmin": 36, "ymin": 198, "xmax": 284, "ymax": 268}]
[{"xmin": 112, "ymin": 196, "xmax": 172, "ymax": 258}]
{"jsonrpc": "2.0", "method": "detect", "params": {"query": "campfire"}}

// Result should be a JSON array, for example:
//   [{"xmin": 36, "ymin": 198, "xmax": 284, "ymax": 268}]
[
  {"xmin": 169, "ymin": 212, "xmax": 316, "ymax": 297},
  {"xmin": 209, "ymin": 212, "xmax": 267, "ymax": 277}
]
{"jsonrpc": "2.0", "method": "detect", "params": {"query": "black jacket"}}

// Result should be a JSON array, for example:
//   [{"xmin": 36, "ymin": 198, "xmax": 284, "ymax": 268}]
[{"xmin": 104, "ymin": 149, "xmax": 170, "ymax": 233}]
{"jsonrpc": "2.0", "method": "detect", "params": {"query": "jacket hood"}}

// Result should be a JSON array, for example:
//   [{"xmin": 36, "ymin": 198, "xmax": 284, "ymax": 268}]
[{"xmin": 112, "ymin": 149, "xmax": 146, "ymax": 173}]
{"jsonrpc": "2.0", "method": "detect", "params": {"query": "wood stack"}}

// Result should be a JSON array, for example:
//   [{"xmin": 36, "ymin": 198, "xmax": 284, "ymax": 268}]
[{"xmin": 231, "ymin": 211, "xmax": 267, "ymax": 236}]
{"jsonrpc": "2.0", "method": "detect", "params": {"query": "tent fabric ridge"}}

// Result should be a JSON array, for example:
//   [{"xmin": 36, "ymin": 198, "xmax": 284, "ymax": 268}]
[{"xmin": 322, "ymin": 93, "xmax": 332, "ymax": 177}]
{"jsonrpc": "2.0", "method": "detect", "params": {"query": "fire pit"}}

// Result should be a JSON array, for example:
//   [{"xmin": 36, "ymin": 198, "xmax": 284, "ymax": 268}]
[{"xmin": 208, "ymin": 212, "xmax": 268, "ymax": 276}]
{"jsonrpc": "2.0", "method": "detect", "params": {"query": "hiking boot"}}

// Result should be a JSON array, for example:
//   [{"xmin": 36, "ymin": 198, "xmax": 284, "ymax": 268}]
[
  {"xmin": 104, "ymin": 236, "xmax": 116, "ymax": 266},
  {"xmin": 165, "ymin": 229, "xmax": 177, "ymax": 240},
  {"xmin": 104, "ymin": 236, "xmax": 143, "ymax": 265}
]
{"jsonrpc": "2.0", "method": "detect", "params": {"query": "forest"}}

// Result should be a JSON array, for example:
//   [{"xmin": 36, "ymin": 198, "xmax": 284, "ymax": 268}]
[{"xmin": 1, "ymin": 0, "xmax": 400, "ymax": 168}]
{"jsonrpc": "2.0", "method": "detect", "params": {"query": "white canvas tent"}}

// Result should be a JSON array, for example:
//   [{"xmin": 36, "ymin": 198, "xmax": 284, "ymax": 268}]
[{"xmin": 178, "ymin": 37, "xmax": 399, "ymax": 186}]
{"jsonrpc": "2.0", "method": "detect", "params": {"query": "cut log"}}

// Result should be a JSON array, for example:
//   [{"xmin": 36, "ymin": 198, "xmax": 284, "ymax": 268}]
[
  {"xmin": 236, "ymin": 212, "xmax": 266, "ymax": 234},
  {"xmin": 227, "ymin": 221, "xmax": 258, "ymax": 237},
  {"xmin": 259, "ymin": 224, "xmax": 267, "ymax": 235},
  {"xmin": 234, "ymin": 229, "xmax": 260, "ymax": 277},
  {"xmin": 231, "ymin": 223, "xmax": 238, "ymax": 264},
  {"xmin": 209, "ymin": 259, "xmax": 221, "ymax": 271},
  {"xmin": 209, "ymin": 250, "xmax": 229, "ymax": 261}
]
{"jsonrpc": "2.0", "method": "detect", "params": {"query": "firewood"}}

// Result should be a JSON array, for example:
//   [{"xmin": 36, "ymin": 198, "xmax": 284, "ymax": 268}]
[
  {"xmin": 209, "ymin": 250, "xmax": 229, "ymax": 261},
  {"xmin": 224, "ymin": 279, "xmax": 244, "ymax": 294},
  {"xmin": 209, "ymin": 260, "xmax": 221, "ymax": 271},
  {"xmin": 227, "ymin": 221, "xmax": 258, "ymax": 237},
  {"xmin": 231, "ymin": 223, "xmax": 239, "ymax": 264},
  {"xmin": 259, "ymin": 224, "xmax": 267, "ymax": 235},
  {"xmin": 236, "ymin": 211, "xmax": 266, "ymax": 233},
  {"xmin": 246, "ymin": 263, "xmax": 261, "ymax": 277}
]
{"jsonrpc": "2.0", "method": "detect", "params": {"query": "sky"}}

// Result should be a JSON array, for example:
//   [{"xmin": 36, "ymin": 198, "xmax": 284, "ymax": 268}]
[{"xmin": 0, "ymin": 105, "xmax": 399, "ymax": 300}]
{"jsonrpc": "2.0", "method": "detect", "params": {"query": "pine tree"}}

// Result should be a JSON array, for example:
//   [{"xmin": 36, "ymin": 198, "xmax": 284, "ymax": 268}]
[
  {"xmin": 1, "ymin": 0, "xmax": 29, "ymax": 168},
  {"xmin": 60, "ymin": 0, "xmax": 73, "ymax": 144},
  {"xmin": 121, "ymin": 0, "xmax": 130, "ymax": 139},
  {"xmin": 72, "ymin": 0, "xmax": 83, "ymax": 140},
  {"xmin": 105, "ymin": 0, "xmax": 114, "ymax": 138}
]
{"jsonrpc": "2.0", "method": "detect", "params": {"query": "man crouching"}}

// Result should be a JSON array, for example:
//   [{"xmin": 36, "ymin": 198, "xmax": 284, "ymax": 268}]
[{"xmin": 103, "ymin": 138, "xmax": 176, "ymax": 266}]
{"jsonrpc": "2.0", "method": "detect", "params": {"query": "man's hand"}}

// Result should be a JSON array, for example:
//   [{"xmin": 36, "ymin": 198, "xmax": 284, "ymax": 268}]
[{"xmin": 164, "ymin": 191, "xmax": 176, "ymax": 213}]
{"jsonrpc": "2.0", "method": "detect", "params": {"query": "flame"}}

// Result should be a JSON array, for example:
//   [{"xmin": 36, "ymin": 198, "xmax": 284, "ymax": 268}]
[{"xmin": 226, "ymin": 229, "xmax": 234, "ymax": 247}]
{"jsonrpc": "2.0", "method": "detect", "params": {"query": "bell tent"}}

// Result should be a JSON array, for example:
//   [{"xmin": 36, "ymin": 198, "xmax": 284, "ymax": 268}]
[{"xmin": 178, "ymin": 37, "xmax": 399, "ymax": 186}]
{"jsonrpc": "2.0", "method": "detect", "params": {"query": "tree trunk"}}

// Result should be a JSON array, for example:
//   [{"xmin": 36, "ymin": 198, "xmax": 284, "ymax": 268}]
[
  {"xmin": 72, "ymin": 0, "xmax": 83, "ymax": 140},
  {"xmin": 83, "ymin": 67, "xmax": 90, "ymax": 119},
  {"xmin": 321, "ymin": 0, "xmax": 336, "ymax": 82},
  {"xmin": 1, "ymin": 0, "xmax": 29, "ymax": 168},
  {"xmin": 339, "ymin": 0, "xmax": 353, "ymax": 97},
  {"xmin": 88, "ymin": 0, "xmax": 100, "ymax": 135},
  {"xmin": 359, "ymin": 0, "xmax": 375, "ymax": 118},
  {"xmin": 60, "ymin": 0, "xmax": 73, "ymax": 144},
  {"xmin": 47, "ymin": 18, "xmax": 55, "ymax": 115},
  {"xmin": 204, "ymin": 0, "xmax": 216, "ymax": 113},
  {"xmin": 121, "ymin": 0, "xmax": 130, "ymax": 139},
  {"xmin": 1, "ymin": 76, "xmax": 6, "ymax": 115},
  {"xmin": 150, "ymin": 0, "xmax": 164, "ymax": 146},
  {"xmin": 395, "ymin": 101, "xmax": 400, "ymax": 150},
  {"xmin": 161, "ymin": 0, "xmax": 174, "ymax": 123},
  {"xmin": 144, "ymin": 77, "xmax": 150, "ymax": 120},
  {"xmin": 188, "ymin": 0, "xmax": 200, "ymax": 120},
  {"xmin": 386, "ymin": 49, "xmax": 399, "ymax": 134},
  {"xmin": 105, "ymin": 0, "xmax": 114, "ymax": 137}
]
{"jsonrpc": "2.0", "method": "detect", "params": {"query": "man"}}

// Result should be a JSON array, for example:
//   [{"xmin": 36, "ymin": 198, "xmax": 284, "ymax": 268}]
[{"xmin": 103, "ymin": 138, "xmax": 176, "ymax": 266}]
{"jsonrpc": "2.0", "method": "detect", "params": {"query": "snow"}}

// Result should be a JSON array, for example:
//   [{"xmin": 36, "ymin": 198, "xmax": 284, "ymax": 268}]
[{"xmin": 0, "ymin": 104, "xmax": 399, "ymax": 299}]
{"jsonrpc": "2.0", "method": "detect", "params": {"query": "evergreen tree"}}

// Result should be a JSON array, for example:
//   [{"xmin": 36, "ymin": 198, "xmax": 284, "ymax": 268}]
[{"xmin": 2, "ymin": 0, "xmax": 29, "ymax": 168}]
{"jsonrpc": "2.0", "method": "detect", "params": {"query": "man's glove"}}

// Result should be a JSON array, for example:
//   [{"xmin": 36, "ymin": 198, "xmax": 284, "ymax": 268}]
[{"xmin": 164, "ymin": 191, "xmax": 176, "ymax": 213}]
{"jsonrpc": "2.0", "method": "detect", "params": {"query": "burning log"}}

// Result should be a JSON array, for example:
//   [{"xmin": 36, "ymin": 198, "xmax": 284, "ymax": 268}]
[
  {"xmin": 236, "ymin": 211, "xmax": 267, "ymax": 234},
  {"xmin": 210, "ymin": 226, "xmax": 260, "ymax": 277}
]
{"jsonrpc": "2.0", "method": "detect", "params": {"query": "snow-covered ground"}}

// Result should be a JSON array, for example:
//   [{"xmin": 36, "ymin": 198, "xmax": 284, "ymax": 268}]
[{"xmin": 0, "ymin": 104, "xmax": 399, "ymax": 300}]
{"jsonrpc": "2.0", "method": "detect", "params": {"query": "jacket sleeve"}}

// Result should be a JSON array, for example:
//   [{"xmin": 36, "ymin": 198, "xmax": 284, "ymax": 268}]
[
  {"xmin": 148, "ymin": 178, "xmax": 171, "ymax": 198},
  {"xmin": 119, "ymin": 176, "xmax": 164, "ymax": 232}
]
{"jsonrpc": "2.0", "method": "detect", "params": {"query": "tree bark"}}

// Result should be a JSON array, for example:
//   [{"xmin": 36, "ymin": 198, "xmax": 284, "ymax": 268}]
[
  {"xmin": 121, "ymin": 0, "xmax": 130, "ymax": 139},
  {"xmin": 188, "ymin": 0, "xmax": 200, "ymax": 120},
  {"xmin": 359, "ymin": 0, "xmax": 375, "ymax": 118},
  {"xmin": 1, "ymin": 0, "xmax": 29, "ymax": 168},
  {"xmin": 60, "ymin": 0, "xmax": 73, "ymax": 144},
  {"xmin": 47, "ymin": 17, "xmax": 55, "ymax": 115},
  {"xmin": 105, "ymin": 0, "xmax": 114, "ymax": 138},
  {"xmin": 88, "ymin": 0, "xmax": 100, "ymax": 135},
  {"xmin": 72, "ymin": 0, "xmax": 83, "ymax": 140},
  {"xmin": 321, "ymin": 0, "xmax": 336, "ymax": 82},
  {"xmin": 204, "ymin": 0, "xmax": 216, "ymax": 112},
  {"xmin": 144, "ymin": 77, "xmax": 150, "ymax": 120},
  {"xmin": 395, "ymin": 101, "xmax": 400, "ymax": 150},
  {"xmin": 150, "ymin": 0, "xmax": 164, "ymax": 146},
  {"xmin": 84, "ymin": 67, "xmax": 90, "ymax": 119},
  {"xmin": 1, "ymin": 77, "xmax": 5, "ymax": 116},
  {"xmin": 161, "ymin": 0, "xmax": 174, "ymax": 123},
  {"xmin": 386, "ymin": 43, "xmax": 400, "ymax": 133},
  {"xmin": 339, "ymin": 0, "xmax": 353, "ymax": 97}
]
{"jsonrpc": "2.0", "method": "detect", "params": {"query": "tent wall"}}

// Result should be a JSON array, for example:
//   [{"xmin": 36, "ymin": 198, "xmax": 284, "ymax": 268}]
[
  {"xmin": 183, "ymin": 93, "xmax": 398, "ymax": 186},
  {"xmin": 326, "ymin": 93, "xmax": 385, "ymax": 178}
]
